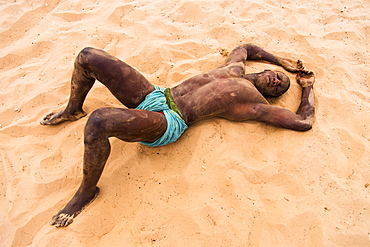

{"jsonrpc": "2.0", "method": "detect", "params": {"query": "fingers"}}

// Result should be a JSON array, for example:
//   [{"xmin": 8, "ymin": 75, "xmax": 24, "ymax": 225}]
[
  {"xmin": 283, "ymin": 58, "xmax": 313, "ymax": 76},
  {"xmin": 297, "ymin": 60, "xmax": 304, "ymax": 70},
  {"xmin": 296, "ymin": 60, "xmax": 314, "ymax": 76},
  {"xmin": 298, "ymin": 70, "xmax": 314, "ymax": 77},
  {"xmin": 283, "ymin": 59, "xmax": 306, "ymax": 73},
  {"xmin": 297, "ymin": 69, "xmax": 315, "ymax": 88}
]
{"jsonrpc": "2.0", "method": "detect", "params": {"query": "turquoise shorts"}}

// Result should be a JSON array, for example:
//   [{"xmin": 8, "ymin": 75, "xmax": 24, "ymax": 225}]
[{"xmin": 135, "ymin": 86, "xmax": 188, "ymax": 147}]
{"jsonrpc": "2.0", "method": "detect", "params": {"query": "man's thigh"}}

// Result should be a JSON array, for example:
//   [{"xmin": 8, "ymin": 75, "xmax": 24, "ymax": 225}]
[
  {"xmin": 85, "ymin": 107, "xmax": 167, "ymax": 143},
  {"xmin": 78, "ymin": 48, "xmax": 155, "ymax": 108}
]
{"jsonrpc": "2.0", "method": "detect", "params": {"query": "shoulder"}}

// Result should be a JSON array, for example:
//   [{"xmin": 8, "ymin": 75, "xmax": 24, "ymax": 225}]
[{"xmin": 206, "ymin": 61, "xmax": 245, "ymax": 78}]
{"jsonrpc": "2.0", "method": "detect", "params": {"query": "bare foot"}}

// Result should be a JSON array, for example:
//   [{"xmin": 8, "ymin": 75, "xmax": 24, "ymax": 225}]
[
  {"xmin": 50, "ymin": 187, "xmax": 100, "ymax": 227},
  {"xmin": 40, "ymin": 109, "xmax": 87, "ymax": 125}
]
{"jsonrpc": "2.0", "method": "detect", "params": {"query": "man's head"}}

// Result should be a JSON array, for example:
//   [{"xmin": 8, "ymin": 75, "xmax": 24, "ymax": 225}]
[{"xmin": 253, "ymin": 70, "xmax": 290, "ymax": 97}]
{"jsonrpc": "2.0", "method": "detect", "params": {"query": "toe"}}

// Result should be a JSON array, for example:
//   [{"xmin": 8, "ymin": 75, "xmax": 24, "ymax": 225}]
[
  {"xmin": 41, "ymin": 113, "xmax": 56, "ymax": 125},
  {"xmin": 51, "ymin": 213, "xmax": 74, "ymax": 227},
  {"xmin": 49, "ymin": 216, "xmax": 57, "ymax": 225},
  {"xmin": 43, "ymin": 113, "xmax": 55, "ymax": 121}
]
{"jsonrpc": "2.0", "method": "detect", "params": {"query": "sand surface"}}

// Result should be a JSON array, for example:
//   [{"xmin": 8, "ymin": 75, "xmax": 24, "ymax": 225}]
[{"xmin": 1, "ymin": 0, "xmax": 370, "ymax": 246}]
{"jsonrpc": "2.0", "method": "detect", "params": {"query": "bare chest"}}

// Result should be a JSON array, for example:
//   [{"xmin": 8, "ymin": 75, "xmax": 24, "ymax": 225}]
[{"xmin": 172, "ymin": 78, "xmax": 265, "ymax": 124}]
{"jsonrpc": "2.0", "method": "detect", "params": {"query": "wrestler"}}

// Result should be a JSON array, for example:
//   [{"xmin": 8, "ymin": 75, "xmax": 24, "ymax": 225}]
[{"xmin": 41, "ymin": 43, "xmax": 315, "ymax": 227}]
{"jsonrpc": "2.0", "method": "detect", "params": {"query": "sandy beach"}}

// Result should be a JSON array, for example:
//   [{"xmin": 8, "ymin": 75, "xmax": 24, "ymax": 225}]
[{"xmin": 1, "ymin": 0, "xmax": 370, "ymax": 246}]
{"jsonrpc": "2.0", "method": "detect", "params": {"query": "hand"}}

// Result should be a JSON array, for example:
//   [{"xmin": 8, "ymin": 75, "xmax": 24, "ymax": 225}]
[
  {"xmin": 281, "ymin": 58, "xmax": 303, "ymax": 73},
  {"xmin": 297, "ymin": 70, "xmax": 315, "ymax": 87}
]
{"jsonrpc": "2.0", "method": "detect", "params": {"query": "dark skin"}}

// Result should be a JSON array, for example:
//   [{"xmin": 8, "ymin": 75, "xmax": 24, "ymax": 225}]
[{"xmin": 41, "ymin": 43, "xmax": 315, "ymax": 227}]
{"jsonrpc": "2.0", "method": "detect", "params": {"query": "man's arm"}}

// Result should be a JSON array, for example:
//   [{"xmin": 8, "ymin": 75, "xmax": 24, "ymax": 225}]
[
  {"xmin": 226, "ymin": 43, "xmax": 303, "ymax": 73},
  {"xmin": 252, "ymin": 71, "xmax": 315, "ymax": 131}
]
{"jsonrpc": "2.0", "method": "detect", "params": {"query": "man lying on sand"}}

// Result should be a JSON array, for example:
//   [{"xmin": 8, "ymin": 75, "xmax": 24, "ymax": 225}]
[{"xmin": 41, "ymin": 43, "xmax": 315, "ymax": 227}]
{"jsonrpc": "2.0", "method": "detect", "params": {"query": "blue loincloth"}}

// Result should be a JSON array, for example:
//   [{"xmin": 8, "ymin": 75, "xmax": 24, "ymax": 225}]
[{"xmin": 136, "ymin": 86, "xmax": 188, "ymax": 147}]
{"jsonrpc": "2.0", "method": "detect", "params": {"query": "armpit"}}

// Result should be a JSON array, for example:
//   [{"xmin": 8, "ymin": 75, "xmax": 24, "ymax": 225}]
[{"xmin": 212, "ymin": 62, "xmax": 245, "ymax": 78}]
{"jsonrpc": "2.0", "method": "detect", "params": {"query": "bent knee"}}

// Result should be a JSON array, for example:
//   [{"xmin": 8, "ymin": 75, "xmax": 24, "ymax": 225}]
[
  {"xmin": 86, "ymin": 108, "xmax": 109, "ymax": 128},
  {"xmin": 76, "ymin": 47, "xmax": 96, "ymax": 67},
  {"xmin": 84, "ymin": 108, "xmax": 110, "ymax": 141}
]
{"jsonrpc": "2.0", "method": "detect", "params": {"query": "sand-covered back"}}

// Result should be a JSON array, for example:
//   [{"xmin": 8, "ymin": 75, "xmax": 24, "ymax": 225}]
[{"xmin": 1, "ymin": 0, "xmax": 369, "ymax": 246}]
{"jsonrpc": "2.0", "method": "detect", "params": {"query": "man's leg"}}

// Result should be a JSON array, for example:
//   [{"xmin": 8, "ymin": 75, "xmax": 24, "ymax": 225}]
[
  {"xmin": 41, "ymin": 47, "xmax": 154, "ymax": 125},
  {"xmin": 50, "ymin": 107, "xmax": 167, "ymax": 227}
]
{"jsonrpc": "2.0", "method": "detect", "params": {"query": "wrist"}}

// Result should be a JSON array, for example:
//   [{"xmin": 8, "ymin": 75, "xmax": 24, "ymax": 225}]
[{"xmin": 301, "ymin": 84, "xmax": 313, "ymax": 88}]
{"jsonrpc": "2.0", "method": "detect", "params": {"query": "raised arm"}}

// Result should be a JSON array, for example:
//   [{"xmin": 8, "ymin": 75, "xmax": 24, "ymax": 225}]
[
  {"xmin": 252, "ymin": 71, "xmax": 315, "ymax": 131},
  {"xmin": 226, "ymin": 43, "xmax": 303, "ymax": 73}
]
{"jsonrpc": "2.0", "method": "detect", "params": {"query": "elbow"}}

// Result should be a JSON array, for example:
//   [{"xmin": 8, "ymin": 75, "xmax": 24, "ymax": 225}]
[
  {"xmin": 282, "ymin": 116, "xmax": 314, "ymax": 131},
  {"xmin": 294, "ymin": 110, "xmax": 315, "ymax": 131},
  {"xmin": 293, "ymin": 120, "xmax": 313, "ymax": 132},
  {"xmin": 297, "ymin": 123, "xmax": 312, "ymax": 132}
]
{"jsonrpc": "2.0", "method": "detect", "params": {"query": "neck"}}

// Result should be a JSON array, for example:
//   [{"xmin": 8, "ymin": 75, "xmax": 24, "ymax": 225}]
[{"xmin": 243, "ymin": 73, "xmax": 258, "ymax": 86}]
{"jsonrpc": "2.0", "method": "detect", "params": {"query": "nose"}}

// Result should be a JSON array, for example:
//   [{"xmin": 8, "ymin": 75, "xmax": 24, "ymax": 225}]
[{"xmin": 272, "ymin": 77, "xmax": 280, "ymax": 85}]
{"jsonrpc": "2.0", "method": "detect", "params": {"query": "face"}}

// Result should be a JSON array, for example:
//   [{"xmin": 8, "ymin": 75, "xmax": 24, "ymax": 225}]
[{"xmin": 255, "ymin": 70, "xmax": 290, "ymax": 97}]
